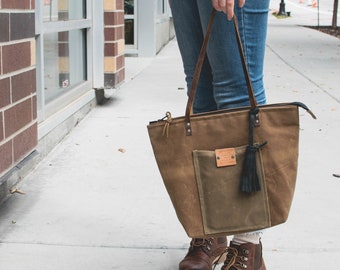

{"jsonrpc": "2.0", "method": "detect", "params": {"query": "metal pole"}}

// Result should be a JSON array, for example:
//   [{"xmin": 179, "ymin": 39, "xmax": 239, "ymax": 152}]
[
  {"xmin": 278, "ymin": 0, "xmax": 286, "ymax": 16},
  {"xmin": 317, "ymin": 0, "xmax": 320, "ymax": 27},
  {"xmin": 50, "ymin": 0, "xmax": 53, "ymax": 21}
]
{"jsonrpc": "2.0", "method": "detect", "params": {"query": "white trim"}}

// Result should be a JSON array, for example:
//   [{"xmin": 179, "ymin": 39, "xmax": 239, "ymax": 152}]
[
  {"xmin": 35, "ymin": 0, "xmax": 43, "ymax": 34},
  {"xmin": 43, "ymin": 81, "xmax": 92, "ymax": 119},
  {"xmin": 36, "ymin": 33, "xmax": 45, "ymax": 121},
  {"xmin": 91, "ymin": 0, "xmax": 104, "ymax": 88},
  {"xmin": 41, "ymin": 19, "xmax": 92, "ymax": 33},
  {"xmin": 38, "ymin": 89, "xmax": 95, "ymax": 140}
]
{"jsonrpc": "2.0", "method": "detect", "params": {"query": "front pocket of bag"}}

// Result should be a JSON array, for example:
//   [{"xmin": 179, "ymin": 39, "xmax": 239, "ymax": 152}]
[{"xmin": 193, "ymin": 145, "xmax": 271, "ymax": 236}]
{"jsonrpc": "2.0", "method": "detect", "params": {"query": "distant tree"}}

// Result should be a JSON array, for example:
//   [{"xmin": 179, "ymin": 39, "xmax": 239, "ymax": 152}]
[{"xmin": 332, "ymin": 0, "xmax": 339, "ymax": 28}]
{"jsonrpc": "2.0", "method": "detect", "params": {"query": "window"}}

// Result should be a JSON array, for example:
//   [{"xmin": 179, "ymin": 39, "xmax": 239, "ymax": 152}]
[
  {"xmin": 43, "ymin": 29, "xmax": 87, "ymax": 103},
  {"xmin": 36, "ymin": 0, "xmax": 92, "ymax": 122},
  {"xmin": 42, "ymin": 0, "xmax": 86, "ymax": 21},
  {"xmin": 124, "ymin": 0, "xmax": 137, "ymax": 50}
]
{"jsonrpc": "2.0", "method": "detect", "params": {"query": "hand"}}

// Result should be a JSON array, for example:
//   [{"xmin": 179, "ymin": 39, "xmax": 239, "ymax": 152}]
[{"xmin": 211, "ymin": 0, "xmax": 246, "ymax": 20}]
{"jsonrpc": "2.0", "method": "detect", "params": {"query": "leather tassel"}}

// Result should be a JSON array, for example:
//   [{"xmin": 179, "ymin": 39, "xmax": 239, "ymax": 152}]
[
  {"xmin": 240, "ymin": 107, "xmax": 267, "ymax": 193},
  {"xmin": 241, "ymin": 144, "xmax": 263, "ymax": 193}
]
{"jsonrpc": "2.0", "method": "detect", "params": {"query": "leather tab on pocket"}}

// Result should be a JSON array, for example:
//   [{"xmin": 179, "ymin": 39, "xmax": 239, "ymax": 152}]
[{"xmin": 215, "ymin": 148, "xmax": 237, "ymax": 167}]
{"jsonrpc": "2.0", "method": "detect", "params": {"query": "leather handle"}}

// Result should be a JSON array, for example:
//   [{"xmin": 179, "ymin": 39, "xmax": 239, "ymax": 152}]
[{"xmin": 184, "ymin": 10, "xmax": 257, "ymax": 135}]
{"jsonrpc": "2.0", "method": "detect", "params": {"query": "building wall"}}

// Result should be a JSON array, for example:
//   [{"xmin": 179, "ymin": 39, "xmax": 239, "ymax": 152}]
[
  {"xmin": 137, "ymin": 2, "xmax": 174, "ymax": 57},
  {"xmin": 0, "ymin": 0, "xmax": 37, "ymax": 179},
  {"xmin": 156, "ymin": 17, "xmax": 175, "ymax": 54},
  {"xmin": 0, "ymin": 0, "xmax": 125, "ymax": 202},
  {"xmin": 104, "ymin": 0, "xmax": 125, "ymax": 88},
  {"xmin": 0, "ymin": 0, "xmax": 173, "ymax": 202}
]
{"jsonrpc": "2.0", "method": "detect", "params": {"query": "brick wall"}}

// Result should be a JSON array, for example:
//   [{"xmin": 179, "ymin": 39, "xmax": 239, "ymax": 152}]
[
  {"xmin": 103, "ymin": 0, "xmax": 125, "ymax": 88},
  {"xmin": 0, "ymin": 0, "xmax": 37, "ymax": 177}
]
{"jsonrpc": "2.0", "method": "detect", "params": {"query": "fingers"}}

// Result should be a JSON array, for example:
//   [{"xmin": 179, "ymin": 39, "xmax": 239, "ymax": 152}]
[
  {"xmin": 238, "ymin": 0, "xmax": 245, "ymax": 8},
  {"xmin": 212, "ymin": 0, "xmax": 246, "ymax": 20},
  {"xmin": 212, "ymin": 0, "xmax": 234, "ymax": 20}
]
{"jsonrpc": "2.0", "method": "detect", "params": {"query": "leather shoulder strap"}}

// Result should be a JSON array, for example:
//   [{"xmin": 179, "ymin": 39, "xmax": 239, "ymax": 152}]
[{"xmin": 184, "ymin": 10, "xmax": 257, "ymax": 134}]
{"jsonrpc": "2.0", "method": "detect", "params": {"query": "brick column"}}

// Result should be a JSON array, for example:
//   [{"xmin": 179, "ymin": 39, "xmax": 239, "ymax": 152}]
[
  {"xmin": 103, "ymin": 0, "xmax": 125, "ymax": 88},
  {"xmin": 0, "ymin": 0, "xmax": 37, "ymax": 177}
]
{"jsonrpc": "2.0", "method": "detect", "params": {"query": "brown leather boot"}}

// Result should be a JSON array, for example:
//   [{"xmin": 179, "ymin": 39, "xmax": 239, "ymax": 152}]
[
  {"xmin": 221, "ymin": 241, "xmax": 266, "ymax": 270},
  {"xmin": 179, "ymin": 237, "xmax": 227, "ymax": 270}
]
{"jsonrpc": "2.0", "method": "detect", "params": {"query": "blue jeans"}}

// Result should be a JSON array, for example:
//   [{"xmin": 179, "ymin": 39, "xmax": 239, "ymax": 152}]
[{"xmin": 170, "ymin": 0, "xmax": 270, "ymax": 113}]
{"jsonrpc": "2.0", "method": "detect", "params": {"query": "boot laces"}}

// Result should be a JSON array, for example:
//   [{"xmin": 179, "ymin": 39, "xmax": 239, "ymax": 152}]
[
  {"xmin": 221, "ymin": 247, "xmax": 249, "ymax": 270},
  {"xmin": 191, "ymin": 238, "xmax": 213, "ymax": 252}
]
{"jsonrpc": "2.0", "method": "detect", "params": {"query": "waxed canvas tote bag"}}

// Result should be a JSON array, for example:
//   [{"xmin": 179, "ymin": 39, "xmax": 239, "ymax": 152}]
[{"xmin": 147, "ymin": 11, "xmax": 316, "ymax": 238}]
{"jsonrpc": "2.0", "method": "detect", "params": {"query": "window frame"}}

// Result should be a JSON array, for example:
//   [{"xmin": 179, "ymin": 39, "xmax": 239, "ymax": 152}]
[
  {"xmin": 124, "ymin": 0, "xmax": 138, "ymax": 54},
  {"xmin": 35, "ymin": 0, "xmax": 95, "ymax": 129}
]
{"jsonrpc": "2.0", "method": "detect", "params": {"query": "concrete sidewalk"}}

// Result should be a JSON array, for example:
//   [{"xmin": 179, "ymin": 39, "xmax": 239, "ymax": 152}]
[{"xmin": 0, "ymin": 1, "xmax": 339, "ymax": 269}]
